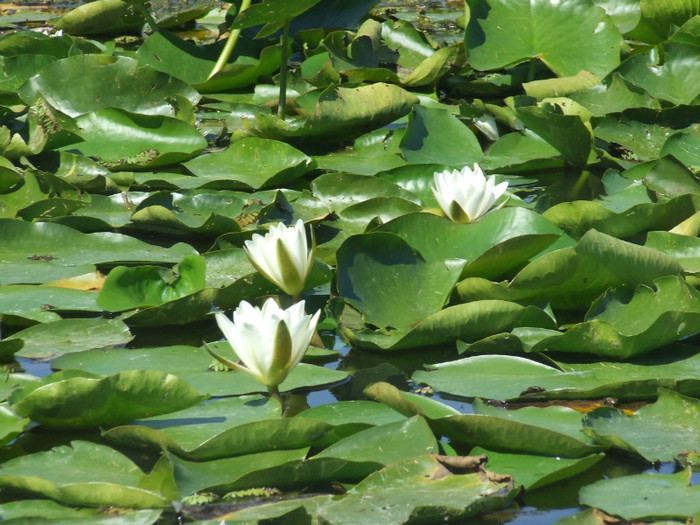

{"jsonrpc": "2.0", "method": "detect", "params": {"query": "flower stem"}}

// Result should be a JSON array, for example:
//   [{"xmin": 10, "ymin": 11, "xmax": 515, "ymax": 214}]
[
  {"xmin": 268, "ymin": 385, "xmax": 284, "ymax": 407},
  {"xmin": 278, "ymin": 19, "xmax": 291, "ymax": 120},
  {"xmin": 207, "ymin": 0, "xmax": 252, "ymax": 80}
]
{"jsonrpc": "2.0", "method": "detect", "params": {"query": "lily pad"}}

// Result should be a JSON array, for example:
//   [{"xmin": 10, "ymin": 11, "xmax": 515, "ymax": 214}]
[
  {"xmin": 218, "ymin": 454, "xmax": 518, "ymax": 524},
  {"xmin": 413, "ymin": 348, "xmax": 700, "ymax": 401},
  {"xmin": 19, "ymin": 55, "xmax": 199, "ymax": 118},
  {"xmin": 583, "ymin": 389, "xmax": 700, "ymax": 462},
  {"xmin": 471, "ymin": 446, "xmax": 604, "ymax": 491},
  {"xmin": 530, "ymin": 275, "xmax": 700, "ymax": 359},
  {"xmin": 0, "ymin": 219, "xmax": 197, "ymax": 285},
  {"xmin": 579, "ymin": 469, "xmax": 700, "ymax": 521},
  {"xmin": 0, "ymin": 441, "xmax": 177, "ymax": 508},
  {"xmin": 184, "ymin": 137, "xmax": 313, "ymax": 190},
  {"xmin": 67, "ymin": 108, "xmax": 207, "ymax": 170},
  {"xmin": 105, "ymin": 408, "xmax": 339, "ymax": 461},
  {"xmin": 464, "ymin": 0, "xmax": 622, "ymax": 78},
  {"xmin": 6, "ymin": 318, "xmax": 132, "ymax": 360},
  {"xmin": 0, "ymin": 500, "xmax": 161, "ymax": 524},
  {"xmin": 377, "ymin": 208, "xmax": 562, "ymax": 279},
  {"xmin": 251, "ymin": 83, "xmax": 418, "ymax": 143},
  {"xmin": 618, "ymin": 43, "xmax": 700, "ymax": 106},
  {"xmin": 97, "ymin": 255, "xmax": 206, "ymax": 312},
  {"xmin": 456, "ymin": 229, "xmax": 684, "ymax": 310},
  {"xmin": 51, "ymin": 345, "xmax": 348, "ymax": 397},
  {"xmin": 399, "ymin": 104, "xmax": 483, "ymax": 166},
  {"xmin": 11, "ymin": 369, "xmax": 205, "ymax": 428}
]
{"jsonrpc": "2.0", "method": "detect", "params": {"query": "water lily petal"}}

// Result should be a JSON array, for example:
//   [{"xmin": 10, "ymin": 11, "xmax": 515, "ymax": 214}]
[
  {"xmin": 215, "ymin": 298, "xmax": 320, "ymax": 388},
  {"xmin": 431, "ymin": 163, "xmax": 509, "ymax": 223}
]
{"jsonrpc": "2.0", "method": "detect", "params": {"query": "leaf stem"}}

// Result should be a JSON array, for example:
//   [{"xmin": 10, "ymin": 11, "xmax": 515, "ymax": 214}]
[
  {"xmin": 278, "ymin": 19, "xmax": 291, "ymax": 120},
  {"xmin": 207, "ymin": 0, "xmax": 252, "ymax": 80},
  {"xmin": 137, "ymin": 2, "xmax": 160, "ymax": 34}
]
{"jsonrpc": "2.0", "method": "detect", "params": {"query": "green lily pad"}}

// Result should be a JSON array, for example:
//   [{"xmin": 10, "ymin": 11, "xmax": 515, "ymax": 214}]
[
  {"xmin": 0, "ymin": 405, "xmax": 29, "ymax": 448},
  {"xmin": 579, "ymin": 469, "xmax": 700, "ymax": 521},
  {"xmin": 645, "ymin": 231, "xmax": 700, "ymax": 273},
  {"xmin": 377, "ymin": 208, "xmax": 562, "ymax": 280},
  {"xmin": 515, "ymin": 104, "xmax": 593, "ymax": 167},
  {"xmin": 413, "ymin": 348, "xmax": 700, "ymax": 401},
  {"xmin": 456, "ymin": 229, "xmax": 684, "ymax": 310},
  {"xmin": 543, "ymin": 190, "xmax": 699, "ymax": 240},
  {"xmin": 297, "ymin": 400, "xmax": 406, "ymax": 427},
  {"xmin": 629, "ymin": 0, "xmax": 700, "ymax": 44},
  {"xmin": 399, "ymin": 105, "xmax": 483, "ymax": 166},
  {"xmin": 0, "ymin": 441, "xmax": 177, "ymax": 508},
  {"xmin": 0, "ymin": 219, "xmax": 197, "ymax": 285},
  {"xmin": 105, "ymin": 404, "xmax": 339, "ymax": 461},
  {"xmin": 472, "ymin": 446, "xmax": 604, "ymax": 491},
  {"xmin": 231, "ymin": 0, "xmax": 324, "ymax": 38},
  {"xmin": 0, "ymin": 500, "xmax": 161, "ymax": 524},
  {"xmin": 54, "ymin": 0, "xmax": 145, "ymax": 36},
  {"xmin": 0, "ymin": 284, "xmax": 100, "ymax": 315},
  {"xmin": 333, "ymin": 296, "xmax": 555, "ymax": 351},
  {"xmin": 583, "ymin": 389, "xmax": 700, "ymax": 462},
  {"xmin": 97, "ymin": 255, "xmax": 206, "ymax": 312},
  {"xmin": 464, "ymin": 0, "xmax": 622, "ymax": 78},
  {"xmin": 67, "ymin": 108, "xmax": 207, "ymax": 170},
  {"xmin": 51, "ymin": 345, "xmax": 348, "ymax": 397},
  {"xmin": 335, "ymin": 232, "xmax": 464, "ymax": 330},
  {"xmin": 184, "ymin": 137, "xmax": 313, "ymax": 190},
  {"xmin": 251, "ymin": 83, "xmax": 418, "ymax": 144},
  {"xmin": 6, "ymin": 318, "xmax": 132, "ymax": 360},
  {"xmin": 530, "ymin": 275, "xmax": 700, "ymax": 359},
  {"xmin": 19, "ymin": 55, "xmax": 199, "ymax": 118},
  {"xmin": 661, "ymin": 129, "xmax": 700, "ymax": 170},
  {"xmin": 168, "ymin": 448, "xmax": 309, "ymax": 496},
  {"xmin": 136, "ymin": 31, "xmax": 282, "ymax": 93},
  {"xmin": 366, "ymin": 382, "xmax": 598, "ymax": 458},
  {"xmin": 569, "ymin": 73, "xmax": 660, "ymax": 116},
  {"xmin": 311, "ymin": 172, "xmax": 421, "ymax": 213},
  {"xmin": 11, "ymin": 369, "xmax": 205, "ymax": 428},
  {"xmin": 218, "ymin": 454, "xmax": 518, "ymax": 524},
  {"xmin": 618, "ymin": 43, "xmax": 700, "ymax": 106},
  {"xmin": 170, "ymin": 416, "xmax": 437, "ymax": 494}
]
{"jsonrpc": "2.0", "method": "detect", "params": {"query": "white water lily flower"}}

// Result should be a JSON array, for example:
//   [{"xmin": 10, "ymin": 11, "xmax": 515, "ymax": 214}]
[
  {"xmin": 431, "ymin": 163, "xmax": 509, "ymax": 223},
  {"xmin": 214, "ymin": 298, "xmax": 320, "ymax": 388},
  {"xmin": 244, "ymin": 219, "xmax": 314, "ymax": 297}
]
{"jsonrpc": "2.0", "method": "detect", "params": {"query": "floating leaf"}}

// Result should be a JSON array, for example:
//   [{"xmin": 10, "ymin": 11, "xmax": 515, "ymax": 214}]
[
  {"xmin": 531, "ymin": 275, "xmax": 700, "ymax": 359},
  {"xmin": 251, "ymin": 83, "xmax": 418, "ymax": 143},
  {"xmin": 184, "ymin": 137, "xmax": 313, "ymax": 190},
  {"xmin": 11, "ymin": 369, "xmax": 205, "ymax": 428},
  {"xmin": 51, "ymin": 345, "xmax": 348, "ymax": 397},
  {"xmin": 0, "ymin": 219, "xmax": 196, "ymax": 285},
  {"xmin": 399, "ymin": 105, "xmax": 483, "ymax": 166},
  {"xmin": 67, "ymin": 108, "xmax": 207, "ymax": 170},
  {"xmin": 0, "ymin": 441, "xmax": 176, "ymax": 508},
  {"xmin": 583, "ymin": 389, "xmax": 700, "ymax": 462},
  {"xmin": 579, "ymin": 469, "xmax": 700, "ymax": 521},
  {"xmin": 413, "ymin": 348, "xmax": 700, "ymax": 401},
  {"xmin": 464, "ymin": 0, "xmax": 622, "ymax": 78},
  {"xmin": 97, "ymin": 255, "xmax": 206, "ymax": 312},
  {"xmin": 618, "ymin": 43, "xmax": 700, "ymax": 105},
  {"xmin": 6, "ymin": 318, "xmax": 132, "ymax": 360},
  {"xmin": 377, "ymin": 208, "xmax": 562, "ymax": 279},
  {"xmin": 471, "ymin": 446, "xmax": 604, "ymax": 491},
  {"xmin": 20, "ymin": 55, "xmax": 199, "ymax": 117},
  {"xmin": 456, "ymin": 229, "xmax": 684, "ymax": 310},
  {"xmin": 0, "ymin": 500, "xmax": 161, "ymax": 524}
]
